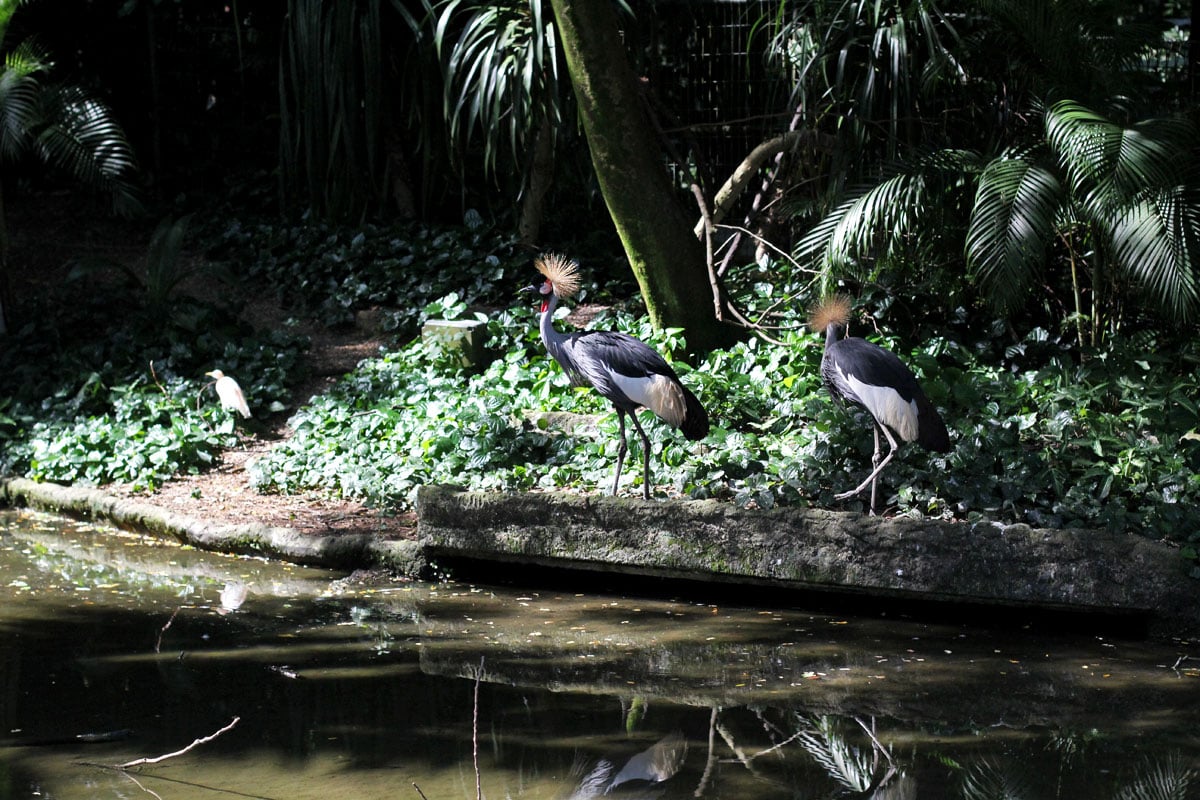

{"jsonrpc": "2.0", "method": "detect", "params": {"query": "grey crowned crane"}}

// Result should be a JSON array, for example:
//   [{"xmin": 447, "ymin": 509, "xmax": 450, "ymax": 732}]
[
  {"xmin": 811, "ymin": 296, "xmax": 950, "ymax": 513},
  {"xmin": 523, "ymin": 254, "xmax": 709, "ymax": 500}
]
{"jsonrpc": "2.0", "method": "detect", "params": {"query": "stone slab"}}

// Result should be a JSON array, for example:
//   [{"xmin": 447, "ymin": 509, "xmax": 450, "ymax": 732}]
[{"xmin": 415, "ymin": 485, "xmax": 1200, "ymax": 639}]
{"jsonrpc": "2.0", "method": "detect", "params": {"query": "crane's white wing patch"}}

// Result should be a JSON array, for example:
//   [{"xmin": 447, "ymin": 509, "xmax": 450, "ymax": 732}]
[
  {"xmin": 607, "ymin": 368, "xmax": 686, "ymax": 427},
  {"xmin": 842, "ymin": 369, "xmax": 918, "ymax": 441}
]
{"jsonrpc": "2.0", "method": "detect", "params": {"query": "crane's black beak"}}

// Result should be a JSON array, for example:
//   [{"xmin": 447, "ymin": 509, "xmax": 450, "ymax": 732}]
[{"xmin": 520, "ymin": 277, "xmax": 549, "ymax": 296}]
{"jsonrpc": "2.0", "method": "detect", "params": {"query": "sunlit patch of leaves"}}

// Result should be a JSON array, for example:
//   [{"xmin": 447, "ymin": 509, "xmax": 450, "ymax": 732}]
[
  {"xmin": 6, "ymin": 217, "xmax": 1200, "ymax": 547},
  {"xmin": 250, "ymin": 282, "xmax": 1200, "ymax": 545}
]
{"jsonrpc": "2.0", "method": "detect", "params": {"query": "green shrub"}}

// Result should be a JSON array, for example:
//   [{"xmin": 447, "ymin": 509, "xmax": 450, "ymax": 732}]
[
  {"xmin": 0, "ymin": 283, "xmax": 307, "ymax": 490},
  {"xmin": 7, "ymin": 216, "xmax": 1199, "ymax": 547},
  {"xmin": 203, "ymin": 215, "xmax": 526, "ymax": 331},
  {"xmin": 248, "ymin": 290, "xmax": 1200, "ymax": 544}
]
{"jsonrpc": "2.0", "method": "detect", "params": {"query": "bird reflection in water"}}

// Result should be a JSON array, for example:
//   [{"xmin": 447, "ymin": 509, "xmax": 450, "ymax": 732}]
[
  {"xmin": 217, "ymin": 581, "xmax": 248, "ymax": 614},
  {"xmin": 562, "ymin": 730, "xmax": 688, "ymax": 799}
]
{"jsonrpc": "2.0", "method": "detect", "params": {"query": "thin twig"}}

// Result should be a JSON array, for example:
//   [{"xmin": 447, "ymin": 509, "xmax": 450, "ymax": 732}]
[
  {"xmin": 411, "ymin": 782, "xmax": 430, "ymax": 800},
  {"xmin": 691, "ymin": 183, "xmax": 725, "ymax": 322},
  {"xmin": 692, "ymin": 706, "xmax": 719, "ymax": 798},
  {"xmin": 154, "ymin": 606, "xmax": 181, "ymax": 654},
  {"xmin": 854, "ymin": 716, "xmax": 894, "ymax": 767},
  {"xmin": 120, "ymin": 770, "xmax": 165, "ymax": 800},
  {"xmin": 117, "ymin": 717, "xmax": 240, "ymax": 769},
  {"xmin": 148, "ymin": 360, "xmax": 169, "ymax": 397},
  {"xmin": 740, "ymin": 728, "xmax": 808, "ymax": 762},
  {"xmin": 473, "ymin": 656, "xmax": 484, "ymax": 800}
]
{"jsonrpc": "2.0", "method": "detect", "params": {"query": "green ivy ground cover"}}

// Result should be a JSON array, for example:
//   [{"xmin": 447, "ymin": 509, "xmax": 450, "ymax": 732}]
[{"xmin": 3, "ymin": 217, "xmax": 1198, "ymax": 558}]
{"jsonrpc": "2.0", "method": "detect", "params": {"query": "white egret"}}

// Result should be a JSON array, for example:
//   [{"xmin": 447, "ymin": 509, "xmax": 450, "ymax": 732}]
[{"xmin": 204, "ymin": 369, "xmax": 252, "ymax": 419}]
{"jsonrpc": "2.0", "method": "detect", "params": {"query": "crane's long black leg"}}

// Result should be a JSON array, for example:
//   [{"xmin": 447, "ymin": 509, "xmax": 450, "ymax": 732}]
[
  {"xmin": 612, "ymin": 409, "xmax": 629, "ymax": 496},
  {"xmin": 628, "ymin": 411, "xmax": 653, "ymax": 500},
  {"xmin": 835, "ymin": 423, "xmax": 900, "ymax": 503}
]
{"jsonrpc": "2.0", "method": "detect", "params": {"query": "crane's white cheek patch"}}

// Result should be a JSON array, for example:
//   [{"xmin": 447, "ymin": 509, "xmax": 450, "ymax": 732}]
[
  {"xmin": 844, "ymin": 373, "xmax": 919, "ymax": 441},
  {"xmin": 608, "ymin": 370, "xmax": 686, "ymax": 427}
]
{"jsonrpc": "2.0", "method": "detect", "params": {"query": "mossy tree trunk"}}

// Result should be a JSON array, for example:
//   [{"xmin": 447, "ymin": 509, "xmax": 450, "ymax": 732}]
[{"xmin": 548, "ymin": 0, "xmax": 735, "ymax": 353}]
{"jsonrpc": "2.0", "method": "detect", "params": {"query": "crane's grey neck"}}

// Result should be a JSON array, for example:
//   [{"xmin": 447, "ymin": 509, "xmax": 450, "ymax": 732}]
[
  {"xmin": 824, "ymin": 323, "xmax": 842, "ymax": 349},
  {"xmin": 538, "ymin": 290, "xmax": 569, "ymax": 360}
]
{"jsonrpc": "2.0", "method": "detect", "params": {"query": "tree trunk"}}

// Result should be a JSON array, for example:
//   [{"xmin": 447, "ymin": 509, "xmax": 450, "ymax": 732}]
[
  {"xmin": 548, "ymin": 0, "xmax": 736, "ymax": 353},
  {"xmin": 517, "ymin": 114, "xmax": 555, "ymax": 248}
]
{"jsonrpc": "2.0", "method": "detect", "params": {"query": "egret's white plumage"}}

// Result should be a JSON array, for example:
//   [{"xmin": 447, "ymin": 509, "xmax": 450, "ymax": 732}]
[{"xmin": 205, "ymin": 369, "xmax": 252, "ymax": 418}]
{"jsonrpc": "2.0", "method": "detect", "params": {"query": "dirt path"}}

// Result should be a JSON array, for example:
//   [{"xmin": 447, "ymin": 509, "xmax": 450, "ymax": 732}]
[
  {"xmin": 109, "ymin": 319, "xmax": 418, "ymax": 541},
  {"xmin": 9, "ymin": 202, "xmax": 416, "ymax": 540}
]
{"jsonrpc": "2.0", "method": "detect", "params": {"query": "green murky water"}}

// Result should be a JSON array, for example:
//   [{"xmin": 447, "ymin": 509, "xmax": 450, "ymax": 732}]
[{"xmin": 1, "ymin": 508, "xmax": 1198, "ymax": 799}]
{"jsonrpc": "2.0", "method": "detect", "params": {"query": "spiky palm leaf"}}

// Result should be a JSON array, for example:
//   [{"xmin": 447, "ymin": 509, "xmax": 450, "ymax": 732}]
[
  {"xmin": 0, "ymin": 39, "xmax": 50, "ymax": 160},
  {"xmin": 965, "ymin": 152, "xmax": 1064, "ymax": 310},
  {"xmin": 278, "ymin": 0, "xmax": 389, "ymax": 221},
  {"xmin": 972, "ymin": 0, "xmax": 1161, "ymax": 108},
  {"xmin": 1113, "ymin": 753, "xmax": 1195, "ymax": 800},
  {"xmin": 795, "ymin": 716, "xmax": 875, "ymax": 791},
  {"xmin": 796, "ymin": 149, "xmax": 982, "ymax": 287},
  {"xmin": 0, "ymin": 36, "xmax": 138, "ymax": 214},
  {"xmin": 34, "ymin": 85, "xmax": 140, "ymax": 214},
  {"xmin": 1112, "ymin": 185, "xmax": 1200, "ymax": 321},
  {"xmin": 1047, "ymin": 99, "xmax": 1194, "ymax": 217},
  {"xmin": 433, "ymin": 0, "xmax": 562, "ymax": 180},
  {"xmin": 1043, "ymin": 100, "xmax": 1200, "ymax": 321},
  {"xmin": 959, "ymin": 758, "xmax": 1037, "ymax": 800}
]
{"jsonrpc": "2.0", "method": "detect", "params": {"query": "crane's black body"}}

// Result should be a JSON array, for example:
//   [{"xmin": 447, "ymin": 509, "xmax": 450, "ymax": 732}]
[
  {"xmin": 819, "ymin": 313, "xmax": 950, "ymax": 513},
  {"xmin": 524, "ymin": 255, "xmax": 709, "ymax": 499}
]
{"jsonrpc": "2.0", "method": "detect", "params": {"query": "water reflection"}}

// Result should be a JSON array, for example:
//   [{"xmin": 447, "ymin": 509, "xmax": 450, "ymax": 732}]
[{"xmin": 0, "ymin": 508, "xmax": 1197, "ymax": 799}]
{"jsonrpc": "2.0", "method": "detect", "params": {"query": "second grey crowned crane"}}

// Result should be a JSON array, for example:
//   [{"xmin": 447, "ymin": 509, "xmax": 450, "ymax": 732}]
[
  {"xmin": 523, "ymin": 254, "xmax": 709, "ymax": 500},
  {"xmin": 811, "ymin": 296, "xmax": 950, "ymax": 513}
]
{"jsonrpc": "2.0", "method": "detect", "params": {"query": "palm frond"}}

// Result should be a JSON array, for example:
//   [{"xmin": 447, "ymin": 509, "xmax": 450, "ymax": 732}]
[
  {"xmin": 434, "ymin": 0, "xmax": 562, "ymax": 182},
  {"xmin": 959, "ymin": 758, "xmax": 1037, "ymax": 800},
  {"xmin": 1112, "ymin": 185, "xmax": 1200, "ymax": 322},
  {"xmin": 795, "ymin": 716, "xmax": 874, "ymax": 791},
  {"xmin": 0, "ymin": 38, "xmax": 52, "ymax": 160},
  {"xmin": 33, "ymin": 84, "xmax": 139, "ymax": 213},
  {"xmin": 1113, "ymin": 753, "xmax": 1195, "ymax": 800},
  {"xmin": 795, "ymin": 149, "xmax": 983, "ymax": 281},
  {"xmin": 1047, "ymin": 100, "xmax": 1194, "ymax": 214},
  {"xmin": 966, "ymin": 152, "xmax": 1063, "ymax": 310}
]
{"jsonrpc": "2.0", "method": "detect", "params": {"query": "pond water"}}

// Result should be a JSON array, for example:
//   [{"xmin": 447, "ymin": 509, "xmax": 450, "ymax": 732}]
[{"xmin": 1, "ymin": 508, "xmax": 1198, "ymax": 800}]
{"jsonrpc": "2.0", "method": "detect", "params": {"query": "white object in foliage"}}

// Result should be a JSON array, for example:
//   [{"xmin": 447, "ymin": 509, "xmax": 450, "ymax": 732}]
[{"xmin": 205, "ymin": 369, "xmax": 252, "ymax": 418}]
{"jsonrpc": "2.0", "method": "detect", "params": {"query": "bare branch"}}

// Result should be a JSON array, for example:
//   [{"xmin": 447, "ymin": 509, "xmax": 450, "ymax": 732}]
[
  {"xmin": 694, "ymin": 129, "xmax": 834, "ymax": 238},
  {"xmin": 154, "ymin": 606, "xmax": 181, "ymax": 654},
  {"xmin": 691, "ymin": 183, "xmax": 724, "ymax": 322},
  {"xmin": 117, "ymin": 717, "xmax": 240, "ymax": 769},
  {"xmin": 119, "ymin": 770, "xmax": 164, "ymax": 800},
  {"xmin": 473, "ymin": 656, "xmax": 484, "ymax": 800}
]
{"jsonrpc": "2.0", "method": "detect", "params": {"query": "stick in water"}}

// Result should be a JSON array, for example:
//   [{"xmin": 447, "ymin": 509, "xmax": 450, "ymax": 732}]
[{"xmin": 117, "ymin": 717, "xmax": 241, "ymax": 769}]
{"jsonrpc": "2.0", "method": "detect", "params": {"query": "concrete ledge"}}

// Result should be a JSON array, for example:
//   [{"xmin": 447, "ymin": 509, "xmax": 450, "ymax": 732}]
[
  {"xmin": 415, "ymin": 485, "xmax": 1200, "ymax": 638},
  {"xmin": 0, "ymin": 477, "xmax": 425, "ymax": 575},
  {"xmin": 5, "ymin": 477, "xmax": 1197, "ymax": 639}
]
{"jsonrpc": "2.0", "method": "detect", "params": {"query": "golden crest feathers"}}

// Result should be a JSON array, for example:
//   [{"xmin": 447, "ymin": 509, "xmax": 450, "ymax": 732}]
[
  {"xmin": 535, "ymin": 253, "xmax": 582, "ymax": 299},
  {"xmin": 808, "ymin": 294, "xmax": 852, "ymax": 332}
]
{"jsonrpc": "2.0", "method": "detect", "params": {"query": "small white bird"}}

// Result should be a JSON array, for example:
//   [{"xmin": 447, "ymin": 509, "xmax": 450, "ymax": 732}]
[{"xmin": 205, "ymin": 369, "xmax": 252, "ymax": 418}]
